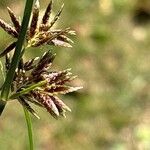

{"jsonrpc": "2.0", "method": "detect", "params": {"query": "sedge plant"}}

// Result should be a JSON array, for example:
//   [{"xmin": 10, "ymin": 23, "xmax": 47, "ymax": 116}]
[{"xmin": 0, "ymin": 0, "xmax": 82, "ymax": 149}]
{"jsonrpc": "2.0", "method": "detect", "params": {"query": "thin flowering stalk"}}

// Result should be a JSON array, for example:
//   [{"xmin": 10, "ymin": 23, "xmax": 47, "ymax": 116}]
[{"xmin": 24, "ymin": 107, "xmax": 34, "ymax": 150}]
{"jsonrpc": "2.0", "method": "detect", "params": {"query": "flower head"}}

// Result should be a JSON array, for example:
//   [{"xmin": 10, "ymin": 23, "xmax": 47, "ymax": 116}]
[
  {"xmin": 9, "ymin": 51, "xmax": 82, "ymax": 119},
  {"xmin": 0, "ymin": 0, "xmax": 75, "ymax": 58}
]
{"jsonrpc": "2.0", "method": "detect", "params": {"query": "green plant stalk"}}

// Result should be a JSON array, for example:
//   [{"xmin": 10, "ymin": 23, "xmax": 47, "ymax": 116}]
[
  {"xmin": 24, "ymin": 107, "xmax": 34, "ymax": 150},
  {"xmin": 10, "ymin": 80, "xmax": 47, "ymax": 100},
  {"xmin": 1, "ymin": 0, "xmax": 34, "ymax": 101},
  {"xmin": 0, "ymin": 61, "xmax": 6, "ymax": 115},
  {"xmin": 0, "ymin": 100, "xmax": 6, "ymax": 115}
]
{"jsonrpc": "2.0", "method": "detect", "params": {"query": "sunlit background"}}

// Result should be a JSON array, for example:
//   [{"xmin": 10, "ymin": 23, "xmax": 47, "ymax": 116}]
[{"xmin": 0, "ymin": 0, "xmax": 150, "ymax": 149}]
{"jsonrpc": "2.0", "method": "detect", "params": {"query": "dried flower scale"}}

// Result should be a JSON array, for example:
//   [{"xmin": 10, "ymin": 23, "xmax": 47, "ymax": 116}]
[{"xmin": 0, "ymin": 0, "xmax": 82, "ymax": 119}]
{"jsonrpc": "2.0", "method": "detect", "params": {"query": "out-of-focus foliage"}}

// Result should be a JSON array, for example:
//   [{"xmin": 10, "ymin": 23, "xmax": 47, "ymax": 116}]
[{"xmin": 0, "ymin": 0, "xmax": 150, "ymax": 150}]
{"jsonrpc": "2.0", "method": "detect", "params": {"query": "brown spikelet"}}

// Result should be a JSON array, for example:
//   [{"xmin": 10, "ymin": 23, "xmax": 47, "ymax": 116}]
[
  {"xmin": 25, "ymin": 95, "xmax": 44, "ymax": 107},
  {"xmin": 32, "ymin": 91, "xmax": 59, "ymax": 118},
  {"xmin": 49, "ymin": 3, "xmax": 64, "ymax": 28},
  {"xmin": 31, "ymin": 51, "xmax": 55, "ymax": 76},
  {"xmin": 0, "ymin": 42, "xmax": 16, "ymax": 58},
  {"xmin": 19, "ymin": 97, "xmax": 40, "ymax": 119},
  {"xmin": 50, "ymin": 96, "xmax": 71, "ymax": 112},
  {"xmin": 24, "ymin": 57, "xmax": 39, "ymax": 71},
  {"xmin": 43, "ymin": 96, "xmax": 59, "ymax": 118},
  {"xmin": 51, "ymin": 39, "xmax": 72, "ymax": 48},
  {"xmin": 58, "ymin": 35, "xmax": 74, "ymax": 44},
  {"xmin": 42, "ymin": 69, "xmax": 72, "ymax": 84},
  {"xmin": 46, "ymin": 28, "xmax": 72, "ymax": 47},
  {"xmin": 0, "ymin": 18, "xmax": 18, "ymax": 37},
  {"xmin": 46, "ymin": 28, "xmax": 70, "ymax": 45},
  {"xmin": 42, "ymin": 0, "xmax": 53, "ymax": 24},
  {"xmin": 7, "ymin": 7, "xmax": 21, "ymax": 33},
  {"xmin": 29, "ymin": 0, "xmax": 40, "ymax": 38}
]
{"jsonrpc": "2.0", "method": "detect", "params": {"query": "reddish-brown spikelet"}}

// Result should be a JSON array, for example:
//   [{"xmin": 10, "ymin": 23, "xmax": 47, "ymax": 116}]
[
  {"xmin": 29, "ymin": 0, "xmax": 40, "ymax": 38},
  {"xmin": 7, "ymin": 7, "xmax": 21, "ymax": 33},
  {"xmin": 23, "ymin": 57, "xmax": 39, "ymax": 71},
  {"xmin": 31, "ymin": 91, "xmax": 59, "ymax": 118},
  {"xmin": 0, "ymin": 42, "xmax": 16, "ymax": 58},
  {"xmin": 0, "ymin": 18, "xmax": 18, "ymax": 37},
  {"xmin": 31, "ymin": 51, "xmax": 55, "ymax": 76},
  {"xmin": 42, "ymin": 0, "xmax": 53, "ymax": 25},
  {"xmin": 19, "ymin": 97, "xmax": 40, "ymax": 119},
  {"xmin": 50, "ymin": 96, "xmax": 71, "ymax": 117},
  {"xmin": 49, "ymin": 3, "xmax": 64, "ymax": 29}
]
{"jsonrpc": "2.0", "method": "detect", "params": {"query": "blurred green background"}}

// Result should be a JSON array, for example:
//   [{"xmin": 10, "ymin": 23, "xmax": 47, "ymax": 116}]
[{"xmin": 0, "ymin": 0, "xmax": 150, "ymax": 149}]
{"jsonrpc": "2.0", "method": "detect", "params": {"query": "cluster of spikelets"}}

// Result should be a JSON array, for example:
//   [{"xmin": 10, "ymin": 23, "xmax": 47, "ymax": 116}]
[
  {"xmin": 0, "ymin": 0, "xmax": 82, "ymax": 119},
  {"xmin": 8, "ymin": 51, "xmax": 82, "ymax": 119},
  {"xmin": 0, "ymin": 0, "xmax": 75, "ymax": 58}
]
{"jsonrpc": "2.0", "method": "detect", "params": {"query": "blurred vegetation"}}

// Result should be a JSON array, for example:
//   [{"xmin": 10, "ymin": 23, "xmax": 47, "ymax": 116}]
[{"xmin": 0, "ymin": 0, "xmax": 150, "ymax": 149}]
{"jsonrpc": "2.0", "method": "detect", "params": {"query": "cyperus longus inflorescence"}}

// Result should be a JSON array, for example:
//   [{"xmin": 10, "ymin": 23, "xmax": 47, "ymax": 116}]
[
  {"xmin": 8, "ymin": 51, "xmax": 82, "ymax": 118},
  {"xmin": 0, "ymin": 0, "xmax": 82, "ymax": 119}
]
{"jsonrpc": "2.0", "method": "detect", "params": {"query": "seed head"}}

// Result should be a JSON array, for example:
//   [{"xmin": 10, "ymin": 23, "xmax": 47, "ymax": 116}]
[
  {"xmin": 7, "ymin": 51, "xmax": 82, "ymax": 119},
  {"xmin": 0, "ymin": 0, "xmax": 75, "ymax": 57}
]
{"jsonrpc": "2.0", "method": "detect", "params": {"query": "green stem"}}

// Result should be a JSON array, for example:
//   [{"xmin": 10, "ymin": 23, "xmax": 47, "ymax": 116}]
[
  {"xmin": 9, "ymin": 80, "xmax": 47, "ymax": 100},
  {"xmin": 0, "ymin": 61, "xmax": 6, "ymax": 115},
  {"xmin": 1, "ymin": 0, "xmax": 34, "ymax": 101},
  {"xmin": 24, "ymin": 107, "xmax": 34, "ymax": 150},
  {"xmin": 0, "ymin": 100, "xmax": 6, "ymax": 115}
]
